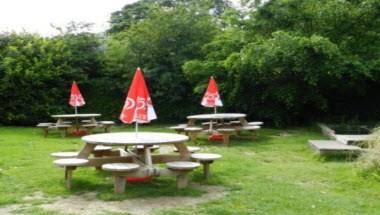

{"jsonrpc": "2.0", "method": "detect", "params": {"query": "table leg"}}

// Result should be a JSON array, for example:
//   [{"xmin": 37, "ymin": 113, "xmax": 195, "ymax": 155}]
[
  {"xmin": 239, "ymin": 117, "xmax": 248, "ymax": 126},
  {"xmin": 78, "ymin": 143, "xmax": 96, "ymax": 159},
  {"xmin": 177, "ymin": 171, "xmax": 189, "ymax": 189},
  {"xmin": 90, "ymin": 117, "xmax": 97, "ymax": 124},
  {"xmin": 187, "ymin": 119, "xmax": 196, "ymax": 126},
  {"xmin": 144, "ymin": 147, "xmax": 152, "ymax": 166},
  {"xmin": 56, "ymin": 118, "xmax": 63, "ymax": 125},
  {"xmin": 114, "ymin": 174, "xmax": 126, "ymax": 194}
]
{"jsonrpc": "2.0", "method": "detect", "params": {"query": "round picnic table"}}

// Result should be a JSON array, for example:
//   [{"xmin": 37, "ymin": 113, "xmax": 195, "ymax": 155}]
[{"xmin": 79, "ymin": 132, "xmax": 190, "ymax": 168}]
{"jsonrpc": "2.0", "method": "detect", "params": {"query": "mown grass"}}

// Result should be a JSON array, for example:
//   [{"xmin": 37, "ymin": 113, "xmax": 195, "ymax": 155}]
[{"xmin": 0, "ymin": 125, "xmax": 379, "ymax": 214}]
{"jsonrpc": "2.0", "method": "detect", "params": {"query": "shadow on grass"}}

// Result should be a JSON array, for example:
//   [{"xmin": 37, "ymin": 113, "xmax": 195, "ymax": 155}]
[
  {"xmin": 315, "ymin": 153, "xmax": 359, "ymax": 162},
  {"xmin": 195, "ymin": 134, "xmax": 274, "ymax": 148},
  {"xmin": 69, "ymin": 177, "xmax": 206, "ymax": 201}
]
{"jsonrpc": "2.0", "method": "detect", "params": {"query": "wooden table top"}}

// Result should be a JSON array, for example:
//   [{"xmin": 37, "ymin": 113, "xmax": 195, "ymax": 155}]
[
  {"xmin": 51, "ymin": 113, "xmax": 101, "ymax": 118},
  {"xmin": 82, "ymin": 132, "xmax": 189, "ymax": 146},
  {"xmin": 187, "ymin": 113, "xmax": 246, "ymax": 120}
]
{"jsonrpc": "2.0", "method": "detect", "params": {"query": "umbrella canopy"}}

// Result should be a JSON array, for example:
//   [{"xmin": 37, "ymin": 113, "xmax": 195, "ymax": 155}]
[
  {"xmin": 120, "ymin": 67, "xmax": 157, "ymax": 124},
  {"xmin": 201, "ymin": 76, "xmax": 223, "ymax": 108},
  {"xmin": 69, "ymin": 81, "xmax": 85, "ymax": 108}
]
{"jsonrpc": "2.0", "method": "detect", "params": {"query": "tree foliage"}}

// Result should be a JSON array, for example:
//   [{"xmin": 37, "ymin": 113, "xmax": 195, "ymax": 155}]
[{"xmin": 1, "ymin": 0, "xmax": 380, "ymax": 126}]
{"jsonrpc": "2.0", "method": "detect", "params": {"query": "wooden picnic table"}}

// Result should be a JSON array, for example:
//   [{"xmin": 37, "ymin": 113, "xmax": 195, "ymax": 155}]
[
  {"xmin": 51, "ymin": 113, "xmax": 101, "ymax": 129},
  {"xmin": 187, "ymin": 113, "xmax": 248, "ymax": 130},
  {"xmin": 79, "ymin": 132, "xmax": 191, "ymax": 177}
]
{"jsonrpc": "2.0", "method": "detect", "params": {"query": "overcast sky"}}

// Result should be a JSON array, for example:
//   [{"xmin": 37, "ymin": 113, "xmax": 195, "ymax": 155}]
[{"xmin": 0, "ymin": 0, "xmax": 138, "ymax": 36}]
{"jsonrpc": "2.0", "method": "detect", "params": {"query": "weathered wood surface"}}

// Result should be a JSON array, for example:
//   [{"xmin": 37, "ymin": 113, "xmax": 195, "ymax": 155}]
[{"xmin": 308, "ymin": 140, "xmax": 362, "ymax": 155}]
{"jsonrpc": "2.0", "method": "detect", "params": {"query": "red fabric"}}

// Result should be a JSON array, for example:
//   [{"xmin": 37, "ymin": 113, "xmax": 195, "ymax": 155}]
[
  {"xmin": 69, "ymin": 81, "xmax": 85, "ymax": 107},
  {"xmin": 201, "ymin": 76, "xmax": 223, "ymax": 107},
  {"xmin": 120, "ymin": 68, "xmax": 157, "ymax": 123}
]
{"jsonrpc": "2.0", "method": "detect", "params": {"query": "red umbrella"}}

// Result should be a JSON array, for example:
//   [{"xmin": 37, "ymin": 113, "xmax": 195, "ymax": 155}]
[
  {"xmin": 201, "ymin": 76, "xmax": 223, "ymax": 113},
  {"xmin": 120, "ymin": 67, "xmax": 157, "ymax": 134},
  {"xmin": 69, "ymin": 81, "xmax": 85, "ymax": 114}
]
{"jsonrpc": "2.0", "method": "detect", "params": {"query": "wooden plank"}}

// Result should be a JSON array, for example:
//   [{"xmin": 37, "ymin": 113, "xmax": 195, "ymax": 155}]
[{"xmin": 308, "ymin": 140, "xmax": 362, "ymax": 155}]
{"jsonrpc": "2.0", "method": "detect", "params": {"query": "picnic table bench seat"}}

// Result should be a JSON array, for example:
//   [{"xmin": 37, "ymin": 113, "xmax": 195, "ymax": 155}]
[
  {"xmin": 191, "ymin": 153, "xmax": 222, "ymax": 182},
  {"xmin": 53, "ymin": 158, "xmax": 89, "ymax": 189},
  {"xmin": 240, "ymin": 125, "xmax": 261, "ymax": 140},
  {"xmin": 217, "ymin": 128, "xmax": 236, "ymax": 146},
  {"xmin": 173, "ymin": 146, "xmax": 201, "ymax": 153},
  {"xmin": 50, "ymin": 124, "xmax": 72, "ymax": 137},
  {"xmin": 94, "ymin": 145, "xmax": 113, "ymax": 152},
  {"xmin": 166, "ymin": 161, "xmax": 200, "ymax": 188},
  {"xmin": 37, "ymin": 123, "xmax": 55, "ymax": 137},
  {"xmin": 184, "ymin": 127, "xmax": 203, "ymax": 144},
  {"xmin": 102, "ymin": 163, "xmax": 140, "ymax": 193},
  {"xmin": 248, "ymin": 121, "xmax": 264, "ymax": 126},
  {"xmin": 50, "ymin": 151, "xmax": 79, "ymax": 159},
  {"xmin": 308, "ymin": 140, "xmax": 362, "ymax": 155},
  {"xmin": 98, "ymin": 121, "xmax": 116, "ymax": 133}
]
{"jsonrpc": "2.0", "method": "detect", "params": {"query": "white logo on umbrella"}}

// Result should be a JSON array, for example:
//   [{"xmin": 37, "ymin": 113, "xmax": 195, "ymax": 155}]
[{"xmin": 125, "ymin": 97, "xmax": 135, "ymax": 110}]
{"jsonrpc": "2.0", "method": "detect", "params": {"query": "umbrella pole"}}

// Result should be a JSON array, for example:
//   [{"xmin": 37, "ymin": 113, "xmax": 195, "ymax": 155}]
[
  {"xmin": 74, "ymin": 106, "xmax": 79, "ymax": 131},
  {"xmin": 214, "ymin": 106, "xmax": 217, "ymax": 114},
  {"xmin": 135, "ymin": 122, "xmax": 139, "ymax": 138}
]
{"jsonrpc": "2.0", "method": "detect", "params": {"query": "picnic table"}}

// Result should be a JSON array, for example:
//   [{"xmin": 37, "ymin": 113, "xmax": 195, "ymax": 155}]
[
  {"xmin": 187, "ymin": 113, "xmax": 248, "ymax": 131},
  {"xmin": 79, "ymin": 132, "xmax": 197, "ymax": 192},
  {"xmin": 80, "ymin": 132, "xmax": 191, "ymax": 174},
  {"xmin": 52, "ymin": 113, "xmax": 101, "ymax": 125},
  {"xmin": 53, "ymin": 132, "xmax": 223, "ymax": 192},
  {"xmin": 187, "ymin": 113, "xmax": 247, "ymax": 124}
]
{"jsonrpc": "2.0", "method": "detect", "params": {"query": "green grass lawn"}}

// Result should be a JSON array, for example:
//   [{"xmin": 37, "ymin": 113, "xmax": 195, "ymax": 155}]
[{"xmin": 0, "ymin": 125, "xmax": 379, "ymax": 214}]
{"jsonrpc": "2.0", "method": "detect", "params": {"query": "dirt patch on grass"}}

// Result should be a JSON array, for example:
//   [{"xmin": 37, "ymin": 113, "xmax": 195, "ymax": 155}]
[{"xmin": 1, "ymin": 185, "xmax": 226, "ymax": 215}]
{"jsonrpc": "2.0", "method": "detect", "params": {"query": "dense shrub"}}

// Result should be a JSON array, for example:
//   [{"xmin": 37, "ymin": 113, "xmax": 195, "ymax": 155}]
[
  {"xmin": 0, "ymin": 0, "xmax": 380, "ymax": 126},
  {"xmin": 0, "ymin": 32, "xmax": 101, "ymax": 125}
]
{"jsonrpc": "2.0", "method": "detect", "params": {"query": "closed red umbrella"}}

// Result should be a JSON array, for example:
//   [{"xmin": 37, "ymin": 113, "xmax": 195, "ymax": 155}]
[
  {"xmin": 69, "ymin": 81, "xmax": 85, "ymax": 114},
  {"xmin": 120, "ymin": 67, "xmax": 157, "ymax": 134},
  {"xmin": 120, "ymin": 67, "xmax": 157, "ymax": 183},
  {"xmin": 201, "ymin": 76, "xmax": 223, "ymax": 113}
]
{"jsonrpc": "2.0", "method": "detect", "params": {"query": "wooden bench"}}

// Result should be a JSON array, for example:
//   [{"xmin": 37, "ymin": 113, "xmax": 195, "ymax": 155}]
[
  {"xmin": 173, "ymin": 146, "xmax": 201, "ymax": 153},
  {"xmin": 50, "ymin": 124, "xmax": 72, "ymax": 137},
  {"xmin": 50, "ymin": 151, "xmax": 79, "ymax": 159},
  {"xmin": 229, "ymin": 120, "xmax": 242, "ymax": 126},
  {"xmin": 217, "ymin": 128, "xmax": 236, "ymax": 146},
  {"xmin": 102, "ymin": 163, "xmax": 140, "ymax": 193},
  {"xmin": 53, "ymin": 158, "xmax": 89, "ymax": 189},
  {"xmin": 184, "ymin": 127, "xmax": 203, "ymax": 144},
  {"xmin": 308, "ymin": 140, "xmax": 362, "ymax": 156},
  {"xmin": 98, "ymin": 121, "xmax": 115, "ymax": 133},
  {"xmin": 166, "ymin": 161, "xmax": 200, "ymax": 189},
  {"xmin": 36, "ymin": 123, "xmax": 55, "ymax": 137},
  {"xmin": 248, "ymin": 121, "xmax": 264, "ymax": 126},
  {"xmin": 191, "ymin": 153, "xmax": 222, "ymax": 182},
  {"xmin": 241, "ymin": 125, "xmax": 261, "ymax": 140}
]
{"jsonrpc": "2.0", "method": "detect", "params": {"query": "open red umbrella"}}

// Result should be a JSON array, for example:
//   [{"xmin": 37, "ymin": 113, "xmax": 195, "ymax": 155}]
[
  {"xmin": 69, "ymin": 81, "xmax": 85, "ymax": 114},
  {"xmin": 201, "ymin": 76, "xmax": 223, "ymax": 113},
  {"xmin": 120, "ymin": 67, "xmax": 157, "ymax": 134}
]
